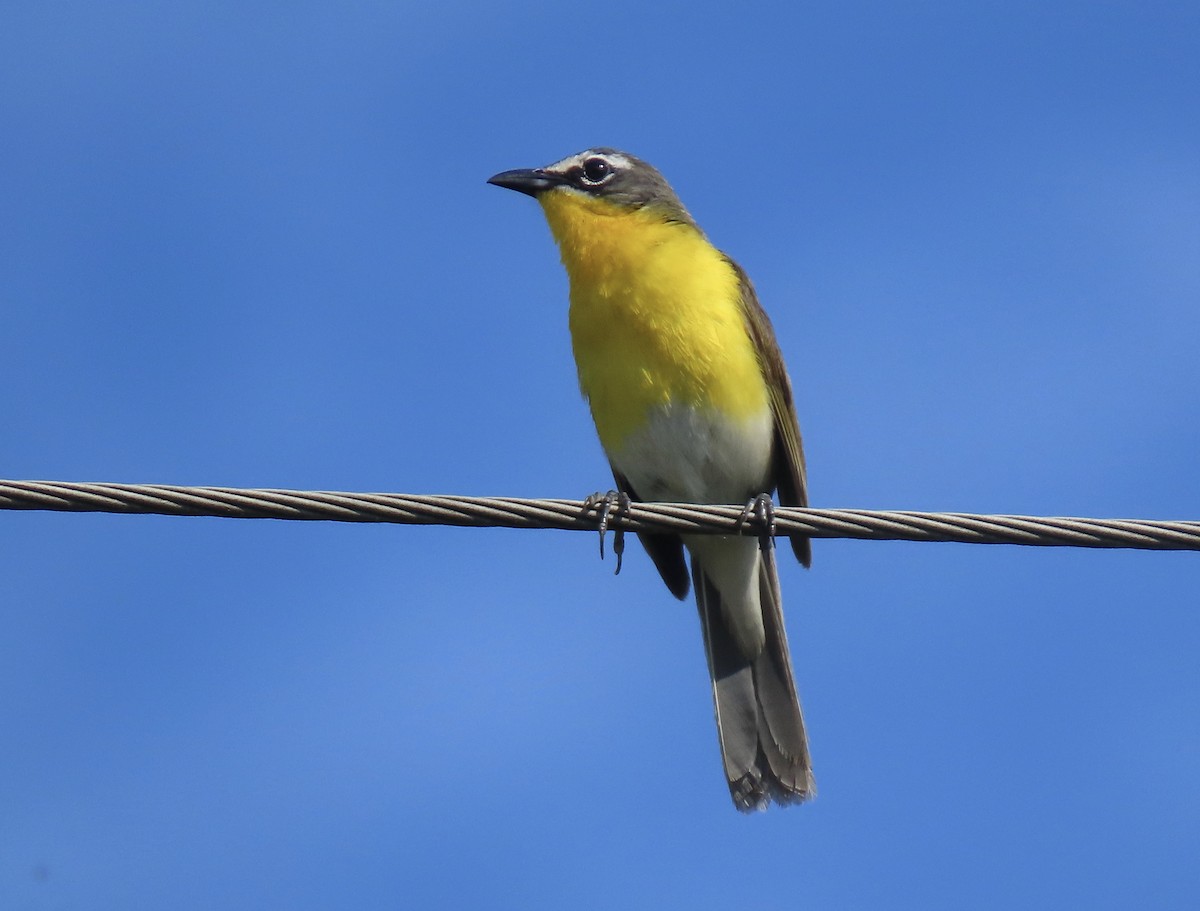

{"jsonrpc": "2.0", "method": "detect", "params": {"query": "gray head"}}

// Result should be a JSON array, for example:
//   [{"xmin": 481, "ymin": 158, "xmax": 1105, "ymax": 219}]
[{"xmin": 488, "ymin": 148, "xmax": 697, "ymax": 227}]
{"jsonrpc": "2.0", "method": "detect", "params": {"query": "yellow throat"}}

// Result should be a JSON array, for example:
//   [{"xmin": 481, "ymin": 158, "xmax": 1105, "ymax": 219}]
[{"xmin": 538, "ymin": 191, "xmax": 769, "ymax": 454}]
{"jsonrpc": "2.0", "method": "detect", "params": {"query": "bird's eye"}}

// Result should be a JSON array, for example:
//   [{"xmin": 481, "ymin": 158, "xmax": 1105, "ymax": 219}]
[{"xmin": 581, "ymin": 157, "xmax": 613, "ymax": 183}]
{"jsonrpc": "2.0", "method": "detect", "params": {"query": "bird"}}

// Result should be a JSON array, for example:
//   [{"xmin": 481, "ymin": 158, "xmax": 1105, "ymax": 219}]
[{"xmin": 488, "ymin": 148, "xmax": 814, "ymax": 811}]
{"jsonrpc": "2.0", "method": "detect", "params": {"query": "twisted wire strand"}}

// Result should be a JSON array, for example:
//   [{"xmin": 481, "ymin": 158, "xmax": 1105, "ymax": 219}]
[{"xmin": 1, "ymin": 479, "xmax": 1197, "ymax": 551}]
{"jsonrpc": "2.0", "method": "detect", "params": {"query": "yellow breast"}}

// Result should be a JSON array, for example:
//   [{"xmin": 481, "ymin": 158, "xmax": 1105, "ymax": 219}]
[{"xmin": 538, "ymin": 191, "xmax": 769, "ymax": 454}]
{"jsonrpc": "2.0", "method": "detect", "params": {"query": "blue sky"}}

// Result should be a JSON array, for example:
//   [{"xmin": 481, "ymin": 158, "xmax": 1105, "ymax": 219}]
[{"xmin": 2, "ymin": 2, "xmax": 1198, "ymax": 908}]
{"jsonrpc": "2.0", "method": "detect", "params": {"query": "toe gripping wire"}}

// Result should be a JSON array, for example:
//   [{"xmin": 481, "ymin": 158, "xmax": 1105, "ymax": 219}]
[{"xmin": 584, "ymin": 490, "xmax": 631, "ymax": 574}]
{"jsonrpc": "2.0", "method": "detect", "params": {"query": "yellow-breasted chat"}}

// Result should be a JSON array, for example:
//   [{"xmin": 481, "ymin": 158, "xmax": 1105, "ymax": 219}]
[{"xmin": 490, "ymin": 148, "xmax": 813, "ymax": 811}]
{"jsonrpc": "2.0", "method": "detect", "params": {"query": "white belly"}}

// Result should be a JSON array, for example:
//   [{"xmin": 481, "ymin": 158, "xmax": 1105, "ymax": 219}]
[
  {"xmin": 609, "ymin": 401, "xmax": 776, "ymax": 657},
  {"xmin": 607, "ymin": 402, "xmax": 774, "ymax": 505}
]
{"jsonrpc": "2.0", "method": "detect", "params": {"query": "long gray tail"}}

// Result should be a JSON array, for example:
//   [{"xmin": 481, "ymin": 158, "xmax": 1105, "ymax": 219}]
[{"xmin": 692, "ymin": 547, "xmax": 814, "ymax": 811}]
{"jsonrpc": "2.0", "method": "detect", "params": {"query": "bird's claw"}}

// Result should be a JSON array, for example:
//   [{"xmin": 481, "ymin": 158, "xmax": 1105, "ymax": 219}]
[
  {"xmin": 584, "ymin": 490, "xmax": 630, "ymax": 575},
  {"xmin": 738, "ymin": 493, "xmax": 777, "ymax": 554}
]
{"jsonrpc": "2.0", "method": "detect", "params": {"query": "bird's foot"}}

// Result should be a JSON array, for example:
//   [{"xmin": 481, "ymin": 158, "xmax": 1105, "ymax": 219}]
[
  {"xmin": 738, "ymin": 493, "xmax": 776, "ymax": 554},
  {"xmin": 583, "ymin": 490, "xmax": 630, "ymax": 575}
]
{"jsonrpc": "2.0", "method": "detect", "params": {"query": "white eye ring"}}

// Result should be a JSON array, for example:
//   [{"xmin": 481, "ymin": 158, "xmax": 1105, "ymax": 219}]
[{"xmin": 581, "ymin": 157, "xmax": 613, "ymax": 183}]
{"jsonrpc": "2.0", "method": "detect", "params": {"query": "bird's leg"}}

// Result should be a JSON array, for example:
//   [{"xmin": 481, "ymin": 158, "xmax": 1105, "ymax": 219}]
[
  {"xmin": 738, "ymin": 492, "xmax": 777, "ymax": 554},
  {"xmin": 583, "ymin": 490, "xmax": 631, "ymax": 575}
]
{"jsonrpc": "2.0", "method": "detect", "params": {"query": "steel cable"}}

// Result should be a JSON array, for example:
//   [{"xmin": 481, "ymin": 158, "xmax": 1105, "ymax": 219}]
[{"xmin": 1, "ymin": 479, "xmax": 1197, "ymax": 551}]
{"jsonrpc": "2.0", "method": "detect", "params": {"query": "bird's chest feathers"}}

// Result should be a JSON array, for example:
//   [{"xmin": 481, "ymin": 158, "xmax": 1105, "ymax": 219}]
[{"xmin": 540, "ymin": 193, "xmax": 768, "ymax": 453}]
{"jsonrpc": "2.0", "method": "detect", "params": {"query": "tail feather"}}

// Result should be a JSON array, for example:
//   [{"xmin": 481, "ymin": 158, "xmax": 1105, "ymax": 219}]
[{"xmin": 693, "ymin": 546, "xmax": 814, "ymax": 811}]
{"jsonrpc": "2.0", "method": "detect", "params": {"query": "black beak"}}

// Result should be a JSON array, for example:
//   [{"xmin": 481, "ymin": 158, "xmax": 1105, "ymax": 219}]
[{"xmin": 487, "ymin": 168, "xmax": 565, "ymax": 197}]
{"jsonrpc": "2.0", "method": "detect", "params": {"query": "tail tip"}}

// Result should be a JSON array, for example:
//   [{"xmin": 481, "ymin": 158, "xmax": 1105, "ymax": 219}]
[{"xmin": 730, "ymin": 769, "xmax": 816, "ymax": 813}]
